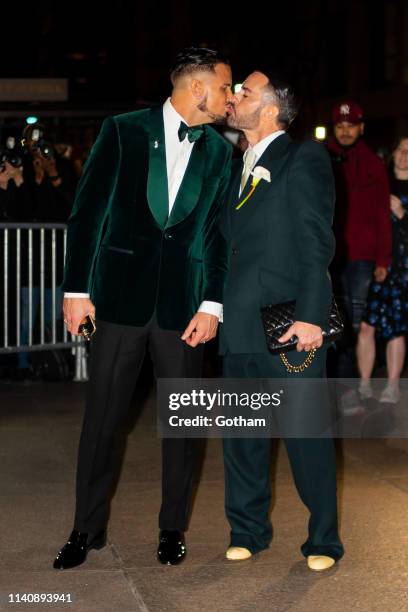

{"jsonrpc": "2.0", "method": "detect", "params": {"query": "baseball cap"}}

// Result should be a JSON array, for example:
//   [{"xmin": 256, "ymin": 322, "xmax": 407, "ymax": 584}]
[{"xmin": 332, "ymin": 102, "xmax": 364, "ymax": 125}]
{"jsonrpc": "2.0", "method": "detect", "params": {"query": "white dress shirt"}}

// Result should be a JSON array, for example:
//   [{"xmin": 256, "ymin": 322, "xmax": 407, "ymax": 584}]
[
  {"xmin": 242, "ymin": 129, "xmax": 286, "ymax": 172},
  {"xmin": 163, "ymin": 98, "xmax": 194, "ymax": 212},
  {"xmin": 65, "ymin": 99, "xmax": 222, "ymax": 320}
]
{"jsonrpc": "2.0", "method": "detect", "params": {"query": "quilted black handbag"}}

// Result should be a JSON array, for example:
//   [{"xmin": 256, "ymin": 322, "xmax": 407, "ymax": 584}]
[{"xmin": 260, "ymin": 298, "xmax": 344, "ymax": 372}]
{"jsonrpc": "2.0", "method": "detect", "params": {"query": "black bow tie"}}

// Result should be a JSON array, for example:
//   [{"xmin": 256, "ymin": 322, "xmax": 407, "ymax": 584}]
[{"xmin": 178, "ymin": 121, "xmax": 204, "ymax": 143}]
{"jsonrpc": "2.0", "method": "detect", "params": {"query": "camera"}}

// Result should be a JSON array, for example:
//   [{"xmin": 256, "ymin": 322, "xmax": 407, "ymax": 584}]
[
  {"xmin": 0, "ymin": 137, "xmax": 24, "ymax": 172},
  {"xmin": 21, "ymin": 124, "xmax": 56, "ymax": 160}
]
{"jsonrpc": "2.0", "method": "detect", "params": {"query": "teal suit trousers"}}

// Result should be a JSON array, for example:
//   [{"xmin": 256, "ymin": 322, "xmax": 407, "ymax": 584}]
[{"xmin": 222, "ymin": 348, "xmax": 344, "ymax": 560}]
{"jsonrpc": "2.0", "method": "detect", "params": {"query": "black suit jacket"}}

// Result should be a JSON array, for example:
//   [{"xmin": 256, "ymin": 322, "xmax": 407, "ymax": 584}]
[{"xmin": 219, "ymin": 132, "xmax": 336, "ymax": 355}]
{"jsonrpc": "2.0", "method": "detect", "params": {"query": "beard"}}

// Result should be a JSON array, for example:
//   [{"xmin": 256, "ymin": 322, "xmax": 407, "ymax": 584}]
[
  {"xmin": 227, "ymin": 106, "xmax": 261, "ymax": 130},
  {"xmin": 197, "ymin": 95, "xmax": 227, "ymax": 125},
  {"xmin": 336, "ymin": 134, "xmax": 361, "ymax": 149}
]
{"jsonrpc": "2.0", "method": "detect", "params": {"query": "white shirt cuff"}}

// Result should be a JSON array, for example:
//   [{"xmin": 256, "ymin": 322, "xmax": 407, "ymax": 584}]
[
  {"xmin": 64, "ymin": 297, "xmax": 223, "ymax": 320},
  {"xmin": 198, "ymin": 301, "xmax": 223, "ymax": 322}
]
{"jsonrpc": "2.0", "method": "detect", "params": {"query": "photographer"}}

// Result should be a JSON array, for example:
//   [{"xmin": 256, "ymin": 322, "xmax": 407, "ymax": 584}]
[
  {"xmin": 21, "ymin": 124, "xmax": 77, "ymax": 222},
  {"xmin": 2, "ymin": 125, "xmax": 77, "ymax": 381},
  {"xmin": 0, "ymin": 146, "xmax": 31, "ymax": 221},
  {"xmin": 0, "ymin": 153, "xmax": 31, "ymax": 368}
]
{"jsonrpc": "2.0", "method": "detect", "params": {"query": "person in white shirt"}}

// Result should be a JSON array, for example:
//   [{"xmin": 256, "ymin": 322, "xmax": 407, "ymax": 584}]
[{"xmin": 53, "ymin": 47, "xmax": 233, "ymax": 570}]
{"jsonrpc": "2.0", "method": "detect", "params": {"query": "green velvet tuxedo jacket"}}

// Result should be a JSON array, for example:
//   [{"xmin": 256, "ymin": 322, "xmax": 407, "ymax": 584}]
[
  {"xmin": 62, "ymin": 107, "xmax": 231, "ymax": 330},
  {"xmin": 219, "ymin": 132, "xmax": 336, "ymax": 355}
]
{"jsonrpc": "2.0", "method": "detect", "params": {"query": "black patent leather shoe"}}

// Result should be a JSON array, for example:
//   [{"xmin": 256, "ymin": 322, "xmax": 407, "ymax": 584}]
[
  {"xmin": 53, "ymin": 529, "xmax": 107, "ymax": 570},
  {"xmin": 157, "ymin": 530, "xmax": 186, "ymax": 565}
]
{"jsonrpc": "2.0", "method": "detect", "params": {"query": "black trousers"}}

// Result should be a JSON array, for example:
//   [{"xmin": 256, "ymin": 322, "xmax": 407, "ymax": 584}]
[{"xmin": 73, "ymin": 317, "xmax": 203, "ymax": 534}]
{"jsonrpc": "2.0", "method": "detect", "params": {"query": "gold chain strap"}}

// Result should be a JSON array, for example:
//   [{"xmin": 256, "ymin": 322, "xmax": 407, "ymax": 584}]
[{"xmin": 279, "ymin": 348, "xmax": 317, "ymax": 373}]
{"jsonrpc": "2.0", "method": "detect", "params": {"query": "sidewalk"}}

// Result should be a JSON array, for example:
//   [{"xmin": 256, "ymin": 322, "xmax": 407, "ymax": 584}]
[{"xmin": 1, "ymin": 380, "xmax": 407, "ymax": 611}]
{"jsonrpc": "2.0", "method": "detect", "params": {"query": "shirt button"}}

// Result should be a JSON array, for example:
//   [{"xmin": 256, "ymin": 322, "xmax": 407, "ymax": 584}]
[
  {"xmin": 232, "ymin": 248, "xmax": 238, "ymax": 255},
  {"xmin": 164, "ymin": 232, "xmax": 173, "ymax": 240}
]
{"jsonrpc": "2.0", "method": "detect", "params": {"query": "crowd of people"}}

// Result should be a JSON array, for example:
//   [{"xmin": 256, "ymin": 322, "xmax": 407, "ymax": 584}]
[
  {"xmin": 0, "ymin": 125, "xmax": 77, "ymax": 380},
  {"xmin": 327, "ymin": 102, "xmax": 408, "ymax": 404}
]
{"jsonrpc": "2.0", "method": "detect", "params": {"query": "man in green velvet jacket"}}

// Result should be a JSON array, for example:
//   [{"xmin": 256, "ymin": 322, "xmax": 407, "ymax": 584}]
[
  {"xmin": 220, "ymin": 71, "xmax": 344, "ymax": 570},
  {"xmin": 53, "ymin": 48, "xmax": 233, "ymax": 569}
]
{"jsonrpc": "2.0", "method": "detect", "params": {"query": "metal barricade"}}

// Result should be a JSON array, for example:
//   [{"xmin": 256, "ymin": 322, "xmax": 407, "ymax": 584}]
[{"xmin": 0, "ymin": 223, "xmax": 88, "ymax": 381}]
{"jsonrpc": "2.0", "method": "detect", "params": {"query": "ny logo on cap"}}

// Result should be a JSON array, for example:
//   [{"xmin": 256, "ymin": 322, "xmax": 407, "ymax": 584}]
[{"xmin": 340, "ymin": 104, "xmax": 350, "ymax": 115}]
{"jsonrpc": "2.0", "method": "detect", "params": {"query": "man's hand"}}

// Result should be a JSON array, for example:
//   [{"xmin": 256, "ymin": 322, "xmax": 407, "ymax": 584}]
[
  {"xmin": 34, "ymin": 154, "xmax": 62, "ymax": 187},
  {"xmin": 63, "ymin": 297, "xmax": 96, "ymax": 335},
  {"xmin": 9, "ymin": 164, "xmax": 24, "ymax": 187},
  {"xmin": 278, "ymin": 321, "xmax": 323, "ymax": 352},
  {"xmin": 33, "ymin": 154, "xmax": 45, "ymax": 184},
  {"xmin": 181, "ymin": 312, "xmax": 219, "ymax": 347},
  {"xmin": 0, "ymin": 164, "xmax": 11, "ymax": 190},
  {"xmin": 374, "ymin": 266, "xmax": 387, "ymax": 283},
  {"xmin": 42, "ymin": 157, "xmax": 58, "ymax": 177},
  {"xmin": 0, "ymin": 162, "xmax": 22, "ymax": 189}
]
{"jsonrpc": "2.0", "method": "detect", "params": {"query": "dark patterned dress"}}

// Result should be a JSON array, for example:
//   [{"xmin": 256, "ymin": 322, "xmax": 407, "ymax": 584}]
[{"xmin": 363, "ymin": 177, "xmax": 408, "ymax": 340}]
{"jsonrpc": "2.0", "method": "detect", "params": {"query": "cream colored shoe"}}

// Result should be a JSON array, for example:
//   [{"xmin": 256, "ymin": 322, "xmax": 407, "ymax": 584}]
[
  {"xmin": 226, "ymin": 547, "xmax": 252, "ymax": 561},
  {"xmin": 358, "ymin": 380, "xmax": 373, "ymax": 400},
  {"xmin": 307, "ymin": 555, "xmax": 335, "ymax": 571},
  {"xmin": 379, "ymin": 383, "xmax": 400, "ymax": 404}
]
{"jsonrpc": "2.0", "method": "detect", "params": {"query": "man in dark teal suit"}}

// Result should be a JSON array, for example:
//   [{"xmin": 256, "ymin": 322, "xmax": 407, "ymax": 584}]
[
  {"xmin": 220, "ymin": 71, "xmax": 344, "ymax": 570},
  {"xmin": 53, "ymin": 48, "xmax": 233, "ymax": 569}
]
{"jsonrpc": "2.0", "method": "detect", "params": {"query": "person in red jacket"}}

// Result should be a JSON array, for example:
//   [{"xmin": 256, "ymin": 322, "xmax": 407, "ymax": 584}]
[{"xmin": 327, "ymin": 102, "xmax": 392, "ymax": 379}]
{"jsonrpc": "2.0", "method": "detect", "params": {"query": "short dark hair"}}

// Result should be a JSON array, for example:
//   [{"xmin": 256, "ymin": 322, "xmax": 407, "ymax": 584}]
[
  {"xmin": 170, "ymin": 47, "xmax": 230, "ymax": 85},
  {"xmin": 259, "ymin": 73, "xmax": 299, "ymax": 129}
]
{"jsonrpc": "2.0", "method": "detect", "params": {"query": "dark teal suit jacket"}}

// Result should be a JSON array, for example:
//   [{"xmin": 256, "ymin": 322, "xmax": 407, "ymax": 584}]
[
  {"xmin": 219, "ymin": 133, "xmax": 336, "ymax": 355},
  {"xmin": 62, "ymin": 107, "xmax": 231, "ymax": 330}
]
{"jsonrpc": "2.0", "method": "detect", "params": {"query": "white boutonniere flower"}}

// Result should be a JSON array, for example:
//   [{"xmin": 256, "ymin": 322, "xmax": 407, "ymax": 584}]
[
  {"xmin": 236, "ymin": 165, "xmax": 271, "ymax": 210},
  {"xmin": 250, "ymin": 166, "xmax": 271, "ymax": 186}
]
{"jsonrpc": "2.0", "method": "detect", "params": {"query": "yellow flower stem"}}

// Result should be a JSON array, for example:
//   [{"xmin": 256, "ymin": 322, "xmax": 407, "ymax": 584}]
[{"xmin": 235, "ymin": 178, "xmax": 260, "ymax": 210}]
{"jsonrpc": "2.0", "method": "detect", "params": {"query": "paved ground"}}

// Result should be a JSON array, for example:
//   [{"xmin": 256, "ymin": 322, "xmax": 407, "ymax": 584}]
[{"xmin": 1, "ymin": 378, "xmax": 408, "ymax": 611}]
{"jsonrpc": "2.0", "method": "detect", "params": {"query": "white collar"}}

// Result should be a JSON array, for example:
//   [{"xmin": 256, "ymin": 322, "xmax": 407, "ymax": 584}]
[
  {"xmin": 163, "ymin": 97, "xmax": 190, "ymax": 134},
  {"xmin": 247, "ymin": 130, "xmax": 286, "ymax": 161}
]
